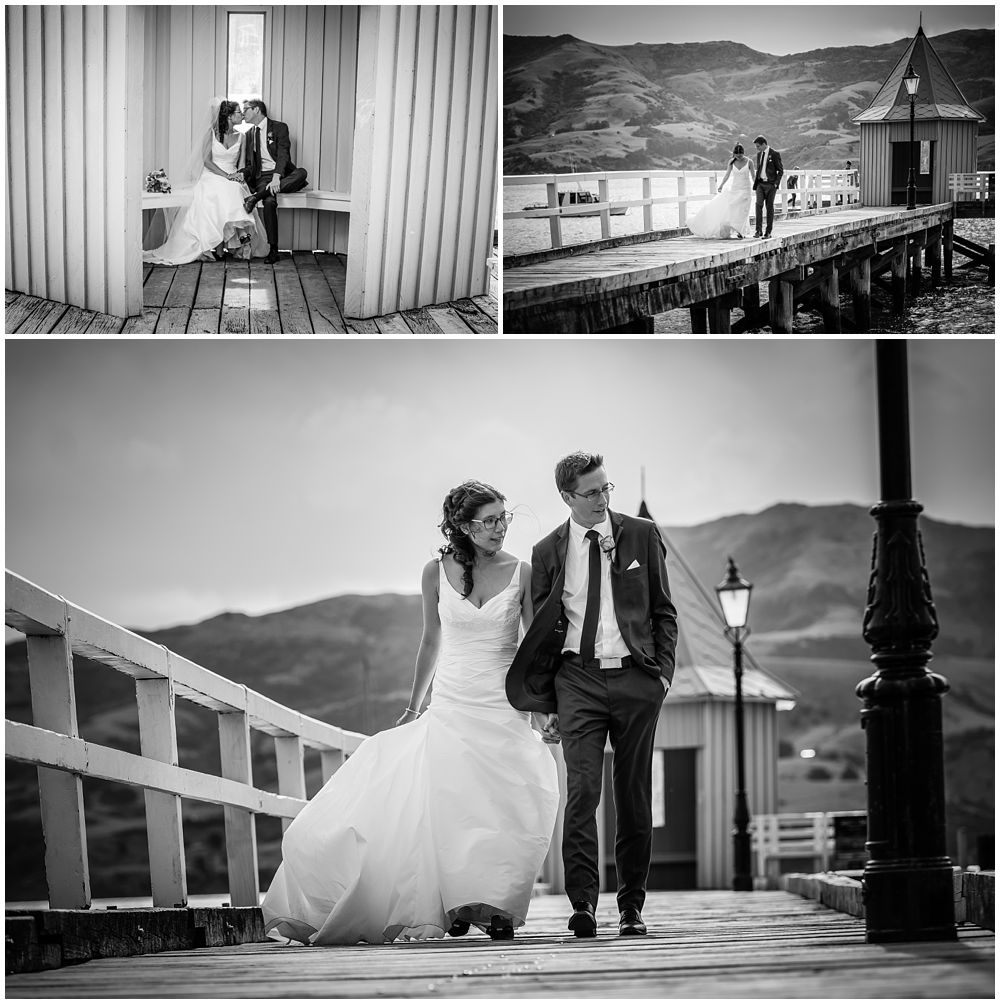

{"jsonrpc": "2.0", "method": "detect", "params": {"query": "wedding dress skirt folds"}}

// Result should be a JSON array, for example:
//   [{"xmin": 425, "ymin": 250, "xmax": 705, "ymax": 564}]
[
  {"xmin": 143, "ymin": 137, "xmax": 269, "ymax": 265},
  {"xmin": 261, "ymin": 562, "xmax": 560, "ymax": 945},
  {"xmin": 688, "ymin": 162, "xmax": 754, "ymax": 238}
]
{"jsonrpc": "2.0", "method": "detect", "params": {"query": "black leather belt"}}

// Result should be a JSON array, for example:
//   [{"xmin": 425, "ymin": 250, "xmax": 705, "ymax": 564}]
[{"xmin": 563, "ymin": 653, "xmax": 635, "ymax": 670}]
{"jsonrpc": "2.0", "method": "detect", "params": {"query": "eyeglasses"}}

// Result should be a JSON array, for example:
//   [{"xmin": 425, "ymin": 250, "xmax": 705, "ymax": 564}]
[
  {"xmin": 567, "ymin": 483, "xmax": 615, "ymax": 501},
  {"xmin": 467, "ymin": 511, "xmax": 514, "ymax": 532}
]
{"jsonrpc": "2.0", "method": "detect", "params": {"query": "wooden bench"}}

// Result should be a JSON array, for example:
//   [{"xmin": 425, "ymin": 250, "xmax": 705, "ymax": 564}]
[
  {"xmin": 752, "ymin": 811, "xmax": 868, "ymax": 888},
  {"xmin": 142, "ymin": 187, "xmax": 351, "ymax": 214}
]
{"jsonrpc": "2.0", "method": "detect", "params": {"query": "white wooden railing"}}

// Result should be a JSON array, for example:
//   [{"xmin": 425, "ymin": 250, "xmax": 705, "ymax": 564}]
[
  {"xmin": 752, "ymin": 810, "xmax": 867, "ymax": 884},
  {"xmin": 504, "ymin": 169, "xmax": 861, "ymax": 251},
  {"xmin": 948, "ymin": 171, "xmax": 995, "ymax": 202},
  {"xmin": 5, "ymin": 570, "xmax": 367, "ymax": 911}
]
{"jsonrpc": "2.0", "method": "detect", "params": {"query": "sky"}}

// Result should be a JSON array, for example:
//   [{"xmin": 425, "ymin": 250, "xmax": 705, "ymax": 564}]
[
  {"xmin": 5, "ymin": 339, "xmax": 994, "ymax": 633},
  {"xmin": 502, "ymin": 4, "xmax": 995, "ymax": 55}
]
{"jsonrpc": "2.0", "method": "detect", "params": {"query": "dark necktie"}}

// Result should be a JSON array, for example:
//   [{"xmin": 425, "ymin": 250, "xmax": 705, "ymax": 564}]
[
  {"xmin": 252, "ymin": 126, "xmax": 261, "ymax": 178},
  {"xmin": 757, "ymin": 152, "xmax": 763, "ymax": 181},
  {"xmin": 580, "ymin": 530, "xmax": 601, "ymax": 662}
]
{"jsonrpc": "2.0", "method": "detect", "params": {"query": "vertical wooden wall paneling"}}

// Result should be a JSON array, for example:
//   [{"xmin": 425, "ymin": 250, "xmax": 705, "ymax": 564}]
[
  {"xmin": 82, "ymin": 6, "xmax": 107, "ymax": 312},
  {"xmin": 316, "ymin": 7, "xmax": 342, "ymax": 254},
  {"xmin": 24, "ymin": 7, "xmax": 47, "ymax": 296},
  {"xmin": 104, "ymin": 6, "xmax": 144, "ymax": 318},
  {"xmin": 277, "ymin": 7, "xmax": 308, "ymax": 252},
  {"xmin": 62, "ymin": 6, "xmax": 86, "ymax": 309},
  {"xmin": 433, "ymin": 5, "xmax": 473, "ymax": 305},
  {"xmin": 469, "ymin": 6, "xmax": 498, "ymax": 296},
  {"xmin": 334, "ymin": 6, "xmax": 358, "ymax": 252},
  {"xmin": 379, "ymin": 6, "xmax": 419, "ymax": 314},
  {"xmin": 42, "ymin": 7, "xmax": 66, "ymax": 305},
  {"xmin": 297, "ymin": 4, "xmax": 327, "ymax": 252},
  {"xmin": 396, "ymin": 6, "xmax": 437, "ymax": 311},
  {"xmin": 7, "ymin": 7, "xmax": 29, "ymax": 295},
  {"xmin": 415, "ymin": 5, "xmax": 451, "ymax": 307}
]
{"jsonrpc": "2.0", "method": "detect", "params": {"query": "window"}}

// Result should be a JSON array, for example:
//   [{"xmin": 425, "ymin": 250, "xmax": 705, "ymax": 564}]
[{"xmin": 227, "ymin": 12, "xmax": 265, "ymax": 106}]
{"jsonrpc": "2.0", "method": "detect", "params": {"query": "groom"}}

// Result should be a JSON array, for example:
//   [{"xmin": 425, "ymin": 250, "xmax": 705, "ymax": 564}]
[
  {"xmin": 752, "ymin": 134, "xmax": 784, "ymax": 238},
  {"xmin": 242, "ymin": 99, "xmax": 308, "ymax": 264},
  {"xmin": 506, "ymin": 452, "xmax": 677, "ymax": 939}
]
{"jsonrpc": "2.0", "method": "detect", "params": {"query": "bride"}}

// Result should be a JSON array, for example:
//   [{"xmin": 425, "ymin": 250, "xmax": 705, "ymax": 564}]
[
  {"xmin": 261, "ymin": 480, "xmax": 560, "ymax": 945},
  {"xmin": 143, "ymin": 98, "xmax": 268, "ymax": 264},
  {"xmin": 688, "ymin": 142, "xmax": 754, "ymax": 239}
]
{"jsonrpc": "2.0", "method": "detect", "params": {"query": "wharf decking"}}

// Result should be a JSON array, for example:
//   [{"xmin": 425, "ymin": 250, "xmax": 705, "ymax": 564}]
[
  {"xmin": 5, "ymin": 890, "xmax": 993, "ymax": 999},
  {"xmin": 503, "ymin": 204, "xmax": 954, "ymax": 334},
  {"xmin": 4, "ymin": 253, "xmax": 498, "ymax": 335}
]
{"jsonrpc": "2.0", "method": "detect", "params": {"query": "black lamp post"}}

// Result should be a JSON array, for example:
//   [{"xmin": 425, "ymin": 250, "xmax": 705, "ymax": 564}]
[
  {"xmin": 859, "ymin": 341, "xmax": 956, "ymax": 942},
  {"xmin": 903, "ymin": 63, "xmax": 920, "ymax": 210},
  {"xmin": 716, "ymin": 557, "xmax": 754, "ymax": 892}
]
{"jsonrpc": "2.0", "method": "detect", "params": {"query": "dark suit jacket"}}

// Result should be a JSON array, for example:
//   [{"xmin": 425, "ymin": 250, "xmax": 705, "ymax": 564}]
[
  {"xmin": 505, "ymin": 511, "xmax": 678, "ymax": 715},
  {"xmin": 250, "ymin": 119, "xmax": 297, "ymax": 180},
  {"xmin": 753, "ymin": 148, "xmax": 784, "ymax": 189}
]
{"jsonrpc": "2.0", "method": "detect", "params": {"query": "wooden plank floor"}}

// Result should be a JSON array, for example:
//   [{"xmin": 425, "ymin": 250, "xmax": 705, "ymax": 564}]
[
  {"xmin": 4, "ymin": 253, "xmax": 498, "ymax": 335},
  {"xmin": 5, "ymin": 891, "xmax": 993, "ymax": 999},
  {"xmin": 503, "ymin": 205, "xmax": 948, "ymax": 307}
]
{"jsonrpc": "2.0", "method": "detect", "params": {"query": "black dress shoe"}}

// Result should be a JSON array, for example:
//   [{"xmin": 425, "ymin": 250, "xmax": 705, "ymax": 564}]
[
  {"xmin": 753, "ymin": 232, "xmax": 763, "ymax": 239},
  {"xmin": 486, "ymin": 915, "xmax": 514, "ymax": 941},
  {"xmin": 567, "ymin": 901, "xmax": 597, "ymax": 938},
  {"xmin": 243, "ymin": 195, "xmax": 258, "ymax": 214},
  {"xmin": 618, "ymin": 907, "xmax": 647, "ymax": 937},
  {"xmin": 264, "ymin": 250, "xmax": 281, "ymax": 264},
  {"xmin": 764, "ymin": 231, "xmax": 772, "ymax": 238},
  {"xmin": 446, "ymin": 919, "xmax": 470, "ymax": 937}
]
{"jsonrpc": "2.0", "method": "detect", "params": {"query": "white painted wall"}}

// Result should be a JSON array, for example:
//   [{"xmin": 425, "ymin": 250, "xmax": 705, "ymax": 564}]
[
  {"xmin": 6, "ymin": 6, "xmax": 144, "ymax": 317},
  {"xmin": 347, "ymin": 5, "xmax": 498, "ymax": 317}
]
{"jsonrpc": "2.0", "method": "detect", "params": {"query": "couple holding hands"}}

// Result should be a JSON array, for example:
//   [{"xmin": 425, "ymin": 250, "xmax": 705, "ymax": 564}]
[{"xmin": 262, "ymin": 452, "xmax": 678, "ymax": 946}]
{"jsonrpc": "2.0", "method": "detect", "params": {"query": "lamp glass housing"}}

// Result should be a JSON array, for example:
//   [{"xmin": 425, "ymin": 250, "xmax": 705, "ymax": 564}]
[
  {"xmin": 903, "ymin": 64, "xmax": 920, "ymax": 97},
  {"xmin": 715, "ymin": 559, "xmax": 753, "ymax": 629}
]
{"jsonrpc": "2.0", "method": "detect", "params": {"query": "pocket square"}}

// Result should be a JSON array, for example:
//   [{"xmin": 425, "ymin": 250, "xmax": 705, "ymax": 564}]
[{"xmin": 626, "ymin": 559, "xmax": 641, "ymax": 571}]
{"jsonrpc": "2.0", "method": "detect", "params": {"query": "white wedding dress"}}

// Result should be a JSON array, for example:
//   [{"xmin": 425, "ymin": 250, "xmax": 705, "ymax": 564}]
[
  {"xmin": 143, "ymin": 134, "xmax": 268, "ymax": 265},
  {"xmin": 688, "ymin": 159, "xmax": 754, "ymax": 239},
  {"xmin": 260, "ymin": 560, "xmax": 560, "ymax": 945}
]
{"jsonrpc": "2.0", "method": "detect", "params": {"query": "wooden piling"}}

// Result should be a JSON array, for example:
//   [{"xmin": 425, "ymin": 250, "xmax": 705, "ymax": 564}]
[
  {"xmin": 925, "ymin": 237, "xmax": 941, "ymax": 287},
  {"xmin": 853, "ymin": 258, "xmax": 871, "ymax": 333},
  {"xmin": 708, "ymin": 298, "xmax": 732, "ymax": 333},
  {"xmin": 943, "ymin": 219, "xmax": 953, "ymax": 282},
  {"xmin": 603, "ymin": 315, "xmax": 654, "ymax": 333},
  {"xmin": 768, "ymin": 278, "xmax": 795, "ymax": 333},
  {"xmin": 890, "ymin": 241, "xmax": 907, "ymax": 314},
  {"xmin": 819, "ymin": 270, "xmax": 841, "ymax": 333},
  {"xmin": 690, "ymin": 305, "xmax": 708, "ymax": 333}
]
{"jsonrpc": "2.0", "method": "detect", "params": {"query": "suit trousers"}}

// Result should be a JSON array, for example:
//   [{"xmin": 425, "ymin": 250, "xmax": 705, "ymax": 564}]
[
  {"xmin": 554, "ymin": 658, "xmax": 663, "ymax": 912},
  {"xmin": 250, "ymin": 168, "xmax": 309, "ymax": 250},
  {"xmin": 755, "ymin": 182, "xmax": 777, "ymax": 235}
]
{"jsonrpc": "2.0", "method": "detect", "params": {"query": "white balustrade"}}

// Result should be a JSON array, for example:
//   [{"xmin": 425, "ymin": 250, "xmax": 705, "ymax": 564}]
[
  {"xmin": 5, "ymin": 569, "xmax": 367, "ymax": 910},
  {"xmin": 504, "ymin": 169, "xmax": 862, "ymax": 252}
]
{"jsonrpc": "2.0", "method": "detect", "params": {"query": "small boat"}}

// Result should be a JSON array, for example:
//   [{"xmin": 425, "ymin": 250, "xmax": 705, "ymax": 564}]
[{"xmin": 522, "ymin": 189, "xmax": 628, "ymax": 216}]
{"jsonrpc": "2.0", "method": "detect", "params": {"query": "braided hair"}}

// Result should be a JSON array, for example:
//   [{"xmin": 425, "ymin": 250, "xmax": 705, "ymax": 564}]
[
  {"xmin": 439, "ymin": 480, "xmax": 507, "ymax": 599},
  {"xmin": 216, "ymin": 100, "xmax": 239, "ymax": 142}
]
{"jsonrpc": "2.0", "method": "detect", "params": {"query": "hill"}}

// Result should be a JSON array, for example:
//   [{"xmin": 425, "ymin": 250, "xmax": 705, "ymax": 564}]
[
  {"xmin": 503, "ymin": 29, "xmax": 995, "ymax": 172},
  {"xmin": 5, "ymin": 503, "xmax": 993, "ymax": 899}
]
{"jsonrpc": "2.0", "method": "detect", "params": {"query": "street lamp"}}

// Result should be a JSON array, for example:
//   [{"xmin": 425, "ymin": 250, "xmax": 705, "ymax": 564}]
[
  {"xmin": 716, "ymin": 556, "xmax": 754, "ymax": 892},
  {"xmin": 903, "ymin": 63, "xmax": 920, "ymax": 210}
]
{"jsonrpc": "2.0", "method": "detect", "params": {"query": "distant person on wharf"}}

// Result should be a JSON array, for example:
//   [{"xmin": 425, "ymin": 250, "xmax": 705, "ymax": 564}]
[
  {"xmin": 687, "ymin": 142, "xmax": 755, "ymax": 239},
  {"xmin": 261, "ymin": 480, "xmax": 559, "ymax": 945},
  {"xmin": 506, "ymin": 452, "xmax": 678, "ymax": 940},
  {"xmin": 751, "ymin": 134, "xmax": 784, "ymax": 238}
]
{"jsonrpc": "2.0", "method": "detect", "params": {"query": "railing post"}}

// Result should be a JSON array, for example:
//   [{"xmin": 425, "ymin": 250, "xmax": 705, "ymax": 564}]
[
  {"xmin": 320, "ymin": 748, "xmax": 346, "ymax": 783},
  {"xmin": 219, "ymin": 702, "xmax": 259, "ymax": 908},
  {"xmin": 677, "ymin": 174, "xmax": 687, "ymax": 228},
  {"xmin": 27, "ymin": 607, "xmax": 91, "ymax": 909},
  {"xmin": 642, "ymin": 175, "xmax": 652, "ymax": 233},
  {"xmin": 598, "ymin": 176, "xmax": 611, "ymax": 239},
  {"xmin": 274, "ymin": 735, "xmax": 306, "ymax": 833},
  {"xmin": 136, "ymin": 650, "xmax": 187, "ymax": 907},
  {"xmin": 547, "ymin": 180, "xmax": 561, "ymax": 250}
]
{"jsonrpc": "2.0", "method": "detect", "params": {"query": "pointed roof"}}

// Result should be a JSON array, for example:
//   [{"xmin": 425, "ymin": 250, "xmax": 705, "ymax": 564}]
[
  {"xmin": 853, "ymin": 25, "xmax": 985, "ymax": 123},
  {"xmin": 638, "ymin": 499, "xmax": 797, "ymax": 706}
]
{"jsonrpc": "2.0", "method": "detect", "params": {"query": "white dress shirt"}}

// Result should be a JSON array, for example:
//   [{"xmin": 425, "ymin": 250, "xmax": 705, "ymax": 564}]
[
  {"xmin": 256, "ymin": 117, "xmax": 276, "ymax": 173},
  {"xmin": 756, "ymin": 146, "xmax": 769, "ymax": 182},
  {"xmin": 561, "ymin": 515, "xmax": 629, "ymax": 663}
]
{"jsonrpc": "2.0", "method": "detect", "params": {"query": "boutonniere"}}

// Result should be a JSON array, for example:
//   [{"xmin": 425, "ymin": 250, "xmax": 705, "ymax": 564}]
[
  {"xmin": 267, "ymin": 132, "xmax": 274, "ymax": 144},
  {"xmin": 599, "ymin": 535, "xmax": 615, "ymax": 560}
]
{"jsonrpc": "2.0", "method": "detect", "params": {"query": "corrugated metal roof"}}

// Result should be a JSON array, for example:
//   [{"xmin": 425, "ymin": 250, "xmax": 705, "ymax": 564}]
[{"xmin": 852, "ymin": 26, "xmax": 986, "ymax": 124}]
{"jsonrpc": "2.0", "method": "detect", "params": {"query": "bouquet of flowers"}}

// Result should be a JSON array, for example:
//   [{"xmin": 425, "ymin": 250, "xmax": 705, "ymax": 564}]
[{"xmin": 144, "ymin": 168, "xmax": 172, "ymax": 194}]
